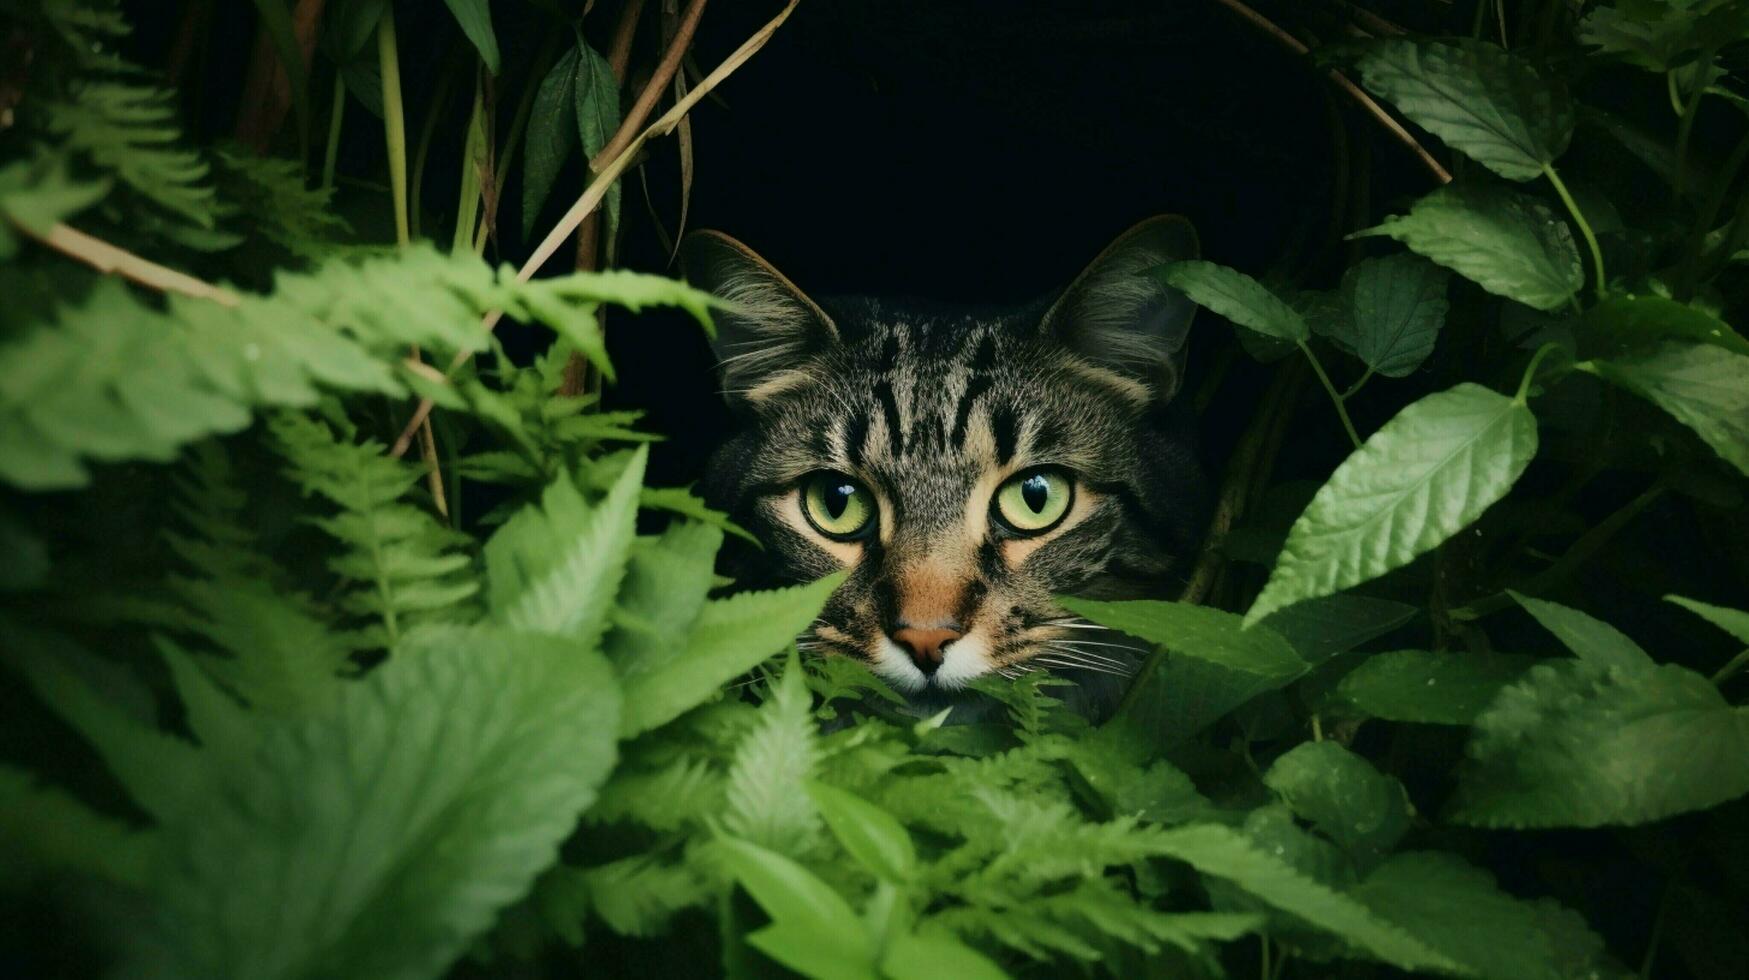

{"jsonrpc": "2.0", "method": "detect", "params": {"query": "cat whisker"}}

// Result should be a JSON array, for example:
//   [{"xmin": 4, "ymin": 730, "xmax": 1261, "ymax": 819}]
[{"xmin": 1043, "ymin": 645, "xmax": 1132, "ymax": 668}]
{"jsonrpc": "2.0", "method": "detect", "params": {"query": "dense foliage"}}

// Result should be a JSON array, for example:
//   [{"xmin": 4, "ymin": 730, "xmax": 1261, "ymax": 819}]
[{"xmin": 2, "ymin": 1, "xmax": 1747, "ymax": 978}]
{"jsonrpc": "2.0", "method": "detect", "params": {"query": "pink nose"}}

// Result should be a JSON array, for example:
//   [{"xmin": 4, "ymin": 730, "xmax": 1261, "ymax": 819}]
[{"xmin": 892, "ymin": 627, "xmax": 962, "ymax": 676}]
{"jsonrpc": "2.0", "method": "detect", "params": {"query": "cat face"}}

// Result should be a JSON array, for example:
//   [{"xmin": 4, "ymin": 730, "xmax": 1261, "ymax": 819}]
[{"xmin": 687, "ymin": 220, "xmax": 1208, "ymax": 705}]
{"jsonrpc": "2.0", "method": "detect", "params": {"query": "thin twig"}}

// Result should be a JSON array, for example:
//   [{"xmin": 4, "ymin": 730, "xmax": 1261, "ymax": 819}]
[
  {"xmin": 13, "ymin": 218, "xmax": 241, "ymax": 306},
  {"xmin": 390, "ymin": 0, "xmax": 801, "ymax": 457},
  {"xmin": 1211, "ymin": 0, "xmax": 1452, "ymax": 184},
  {"xmin": 593, "ymin": 0, "xmax": 708, "ymax": 175}
]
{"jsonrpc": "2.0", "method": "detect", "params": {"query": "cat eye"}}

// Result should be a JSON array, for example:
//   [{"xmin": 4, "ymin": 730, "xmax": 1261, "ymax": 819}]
[
  {"xmin": 993, "ymin": 467, "xmax": 1074, "ymax": 535},
  {"xmin": 800, "ymin": 471, "xmax": 877, "ymax": 541}
]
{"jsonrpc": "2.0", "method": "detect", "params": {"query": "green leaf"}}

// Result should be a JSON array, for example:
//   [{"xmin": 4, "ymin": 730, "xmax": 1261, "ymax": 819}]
[
  {"xmin": 1259, "ymin": 593, "xmax": 1419, "ymax": 662},
  {"xmin": 881, "ymin": 928, "xmax": 1010, "ymax": 980},
  {"xmin": 441, "ymin": 0, "xmax": 500, "ymax": 73},
  {"xmin": 607, "ymin": 520, "xmax": 722, "ymax": 669},
  {"xmin": 1667, "ymin": 594, "xmax": 1749, "ymax": 646},
  {"xmin": 0, "ymin": 154, "xmax": 111, "ymax": 248},
  {"xmin": 1355, "ymin": 39, "xmax": 1574, "ymax": 181},
  {"xmin": 1580, "ymin": 295, "xmax": 1749, "ymax": 359},
  {"xmin": 1263, "ymin": 742, "xmax": 1410, "ymax": 871},
  {"xmin": 1509, "ymin": 592, "xmax": 1653, "ymax": 670},
  {"xmin": 716, "ymin": 837, "xmax": 876, "ymax": 977},
  {"xmin": 138, "ymin": 626, "xmax": 621, "ymax": 979},
  {"xmin": 1338, "ymin": 650, "xmax": 1537, "ymax": 725},
  {"xmin": 1059, "ymin": 598, "xmax": 1306, "ymax": 680},
  {"xmin": 573, "ymin": 38, "xmax": 622, "ymax": 247},
  {"xmin": 1247, "ymin": 384, "xmax": 1537, "ymax": 624},
  {"xmin": 1589, "ymin": 341, "xmax": 1749, "ymax": 478},
  {"xmin": 485, "ymin": 449, "xmax": 645, "ymax": 643},
  {"xmin": 581, "ymin": 855, "xmax": 709, "ymax": 938},
  {"xmin": 1321, "ymin": 255, "xmax": 1449, "ymax": 377},
  {"xmin": 619, "ymin": 573, "xmax": 842, "ymax": 737},
  {"xmin": 245, "ymin": 0, "xmax": 312, "ymax": 150},
  {"xmin": 1354, "ymin": 852, "xmax": 1615, "ymax": 980},
  {"xmin": 722, "ymin": 658, "xmax": 824, "ymax": 857},
  {"xmin": 1151, "ymin": 823, "xmax": 1460, "ymax": 973},
  {"xmin": 1356, "ymin": 183, "xmax": 1584, "ymax": 311},
  {"xmin": 806, "ymin": 781, "xmax": 916, "ymax": 882},
  {"xmin": 522, "ymin": 45, "xmax": 580, "ymax": 239},
  {"xmin": 1450, "ymin": 659, "xmax": 1749, "ymax": 827},
  {"xmin": 0, "ymin": 763, "xmax": 152, "ymax": 894},
  {"xmin": 1157, "ymin": 261, "xmax": 1308, "ymax": 343}
]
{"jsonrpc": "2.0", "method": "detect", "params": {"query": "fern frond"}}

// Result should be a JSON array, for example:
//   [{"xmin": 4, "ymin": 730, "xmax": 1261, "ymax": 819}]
[
  {"xmin": 588, "ymin": 753, "xmax": 725, "ymax": 831},
  {"xmin": 213, "ymin": 147, "xmax": 350, "ymax": 260},
  {"xmin": 582, "ymin": 855, "xmax": 711, "ymax": 938},
  {"xmin": 271, "ymin": 413, "xmax": 479, "ymax": 647},
  {"xmin": 40, "ymin": 81, "xmax": 219, "ymax": 228},
  {"xmin": 722, "ymin": 658, "xmax": 823, "ymax": 858}
]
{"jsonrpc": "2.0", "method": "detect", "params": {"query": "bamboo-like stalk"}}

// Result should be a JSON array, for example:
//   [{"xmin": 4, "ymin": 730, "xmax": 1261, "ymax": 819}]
[{"xmin": 378, "ymin": 7, "xmax": 411, "ymax": 246}]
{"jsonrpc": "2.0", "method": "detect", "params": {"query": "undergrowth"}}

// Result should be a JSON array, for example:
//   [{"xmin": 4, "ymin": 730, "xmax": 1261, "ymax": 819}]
[{"xmin": 1, "ymin": 2, "xmax": 1747, "ymax": 978}]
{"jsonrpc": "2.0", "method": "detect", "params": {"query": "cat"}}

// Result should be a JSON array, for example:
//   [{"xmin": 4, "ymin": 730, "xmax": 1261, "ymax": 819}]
[{"xmin": 683, "ymin": 218, "xmax": 1210, "ymax": 718}]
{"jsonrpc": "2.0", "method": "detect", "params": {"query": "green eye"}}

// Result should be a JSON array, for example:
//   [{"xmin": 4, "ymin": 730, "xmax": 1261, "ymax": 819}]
[
  {"xmin": 994, "ymin": 468, "xmax": 1074, "ymax": 534},
  {"xmin": 801, "ymin": 472, "xmax": 876, "ymax": 540}
]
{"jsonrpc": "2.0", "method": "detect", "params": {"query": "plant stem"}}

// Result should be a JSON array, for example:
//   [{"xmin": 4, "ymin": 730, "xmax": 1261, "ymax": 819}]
[
  {"xmin": 1541, "ymin": 164, "xmax": 1605, "ymax": 299},
  {"xmin": 14, "ymin": 218, "xmax": 241, "ymax": 305},
  {"xmin": 410, "ymin": 47, "xmax": 462, "ymax": 242},
  {"xmin": 377, "ymin": 7, "xmax": 410, "ymax": 246},
  {"xmin": 1339, "ymin": 366, "xmax": 1373, "ymax": 401},
  {"xmin": 1514, "ymin": 342, "xmax": 1562, "ymax": 404},
  {"xmin": 1674, "ymin": 64, "xmax": 1710, "ymax": 200},
  {"xmin": 1666, "ymin": 72, "xmax": 1685, "ymax": 117},
  {"xmin": 1640, "ymin": 880, "xmax": 1675, "ymax": 979},
  {"xmin": 1300, "ymin": 342, "xmax": 1362, "ymax": 447},
  {"xmin": 1712, "ymin": 649, "xmax": 1749, "ymax": 686},
  {"xmin": 452, "ymin": 76, "xmax": 486, "ymax": 254},
  {"xmin": 321, "ymin": 72, "xmax": 345, "ymax": 191}
]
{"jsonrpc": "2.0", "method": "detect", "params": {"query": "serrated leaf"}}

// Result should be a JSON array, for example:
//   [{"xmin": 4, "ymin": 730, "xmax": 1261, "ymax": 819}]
[
  {"xmin": 806, "ymin": 781, "xmax": 916, "ymax": 882},
  {"xmin": 0, "ymin": 763, "xmax": 152, "ymax": 894},
  {"xmin": 1060, "ymin": 597, "xmax": 1306, "ymax": 679},
  {"xmin": 1151, "ymin": 823, "xmax": 1460, "ymax": 973},
  {"xmin": 1158, "ymin": 261, "xmax": 1308, "ymax": 343},
  {"xmin": 137, "ymin": 626, "xmax": 621, "ymax": 979},
  {"xmin": 582, "ymin": 855, "xmax": 709, "ymax": 938},
  {"xmin": 1355, "ymin": 39, "xmax": 1573, "ymax": 181},
  {"xmin": 573, "ymin": 38, "xmax": 622, "ymax": 247},
  {"xmin": 1509, "ymin": 592, "xmax": 1653, "ymax": 670},
  {"xmin": 1580, "ymin": 295, "xmax": 1749, "ymax": 359},
  {"xmin": 1667, "ymin": 594, "xmax": 1749, "ymax": 645},
  {"xmin": 1450, "ymin": 659, "xmax": 1749, "ymax": 827},
  {"xmin": 1589, "ymin": 341, "xmax": 1749, "ymax": 477},
  {"xmin": 1353, "ymin": 852, "xmax": 1615, "ymax": 980},
  {"xmin": 881, "ymin": 928, "xmax": 1009, "ymax": 980},
  {"xmin": 1338, "ymin": 650, "xmax": 1537, "ymax": 725},
  {"xmin": 1322, "ymin": 255, "xmax": 1449, "ymax": 377},
  {"xmin": 1357, "ymin": 183, "xmax": 1583, "ymax": 311},
  {"xmin": 522, "ymin": 46, "xmax": 580, "ymax": 239},
  {"xmin": 1263, "ymin": 742, "xmax": 1410, "ymax": 872},
  {"xmin": 1248, "ymin": 384, "xmax": 1537, "ymax": 624},
  {"xmin": 619, "ymin": 573, "xmax": 841, "ymax": 737},
  {"xmin": 722, "ymin": 657, "xmax": 823, "ymax": 857},
  {"xmin": 441, "ymin": 0, "xmax": 500, "ymax": 73}
]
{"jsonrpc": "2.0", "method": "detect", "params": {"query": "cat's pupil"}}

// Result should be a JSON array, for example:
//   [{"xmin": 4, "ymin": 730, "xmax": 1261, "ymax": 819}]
[
  {"xmin": 1021, "ymin": 475, "xmax": 1049, "ymax": 513},
  {"xmin": 826, "ymin": 484, "xmax": 853, "ymax": 518}
]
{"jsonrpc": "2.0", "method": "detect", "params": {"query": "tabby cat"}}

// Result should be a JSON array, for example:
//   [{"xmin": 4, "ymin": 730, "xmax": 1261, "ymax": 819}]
[{"xmin": 684, "ymin": 219, "xmax": 1209, "ymax": 716}]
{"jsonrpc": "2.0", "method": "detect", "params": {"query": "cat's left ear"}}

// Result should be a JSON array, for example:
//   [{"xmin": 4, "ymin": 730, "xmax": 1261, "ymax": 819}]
[
  {"xmin": 1041, "ymin": 216, "xmax": 1200, "ymax": 401},
  {"xmin": 679, "ymin": 230, "xmax": 838, "ymax": 406}
]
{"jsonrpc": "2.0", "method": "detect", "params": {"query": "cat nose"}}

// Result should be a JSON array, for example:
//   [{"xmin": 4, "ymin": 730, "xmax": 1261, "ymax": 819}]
[{"xmin": 891, "ymin": 626, "xmax": 962, "ymax": 676}]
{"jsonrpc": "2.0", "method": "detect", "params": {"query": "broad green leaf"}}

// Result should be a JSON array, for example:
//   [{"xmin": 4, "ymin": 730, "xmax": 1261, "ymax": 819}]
[
  {"xmin": 441, "ymin": 0, "xmax": 500, "ymax": 73},
  {"xmin": 881, "ymin": 928, "xmax": 1010, "ymax": 980},
  {"xmin": 1157, "ymin": 261, "xmax": 1308, "ymax": 343},
  {"xmin": 1579, "ymin": 1, "xmax": 1747, "ymax": 73},
  {"xmin": 1264, "ymin": 742, "xmax": 1410, "ymax": 871},
  {"xmin": 1259, "ymin": 593, "xmax": 1418, "ymax": 662},
  {"xmin": 1060, "ymin": 597, "xmax": 1306, "ymax": 680},
  {"xmin": 0, "ymin": 763, "xmax": 151, "ymax": 894},
  {"xmin": 1322, "ymin": 255, "xmax": 1449, "ymax": 377},
  {"xmin": 806, "ymin": 781, "xmax": 916, "ymax": 882},
  {"xmin": 1581, "ymin": 295, "xmax": 1749, "ymax": 358},
  {"xmin": 1589, "ymin": 341, "xmax": 1749, "ymax": 477},
  {"xmin": 485, "ymin": 449, "xmax": 645, "ymax": 643},
  {"xmin": 1357, "ymin": 183, "xmax": 1583, "ymax": 311},
  {"xmin": 1355, "ymin": 39, "xmax": 1574, "ymax": 181},
  {"xmin": 1667, "ymin": 594, "xmax": 1749, "ymax": 645},
  {"xmin": 1509, "ymin": 592, "xmax": 1653, "ymax": 670},
  {"xmin": 716, "ymin": 837, "xmax": 876, "ymax": 976},
  {"xmin": 1354, "ymin": 852, "xmax": 1616, "ymax": 980},
  {"xmin": 521, "ymin": 45, "xmax": 580, "ymax": 238},
  {"xmin": 1450, "ymin": 659, "xmax": 1749, "ymax": 827},
  {"xmin": 722, "ymin": 658, "xmax": 824, "ymax": 857},
  {"xmin": 1067, "ymin": 730, "xmax": 1212, "ymax": 825},
  {"xmin": 1247, "ymin": 384, "xmax": 1537, "ymax": 625},
  {"xmin": 606, "ymin": 520, "xmax": 722, "ymax": 669},
  {"xmin": 1338, "ymin": 650, "xmax": 1537, "ymax": 725},
  {"xmin": 1110, "ymin": 654, "xmax": 1293, "ymax": 747},
  {"xmin": 1151, "ymin": 823, "xmax": 1460, "ymax": 973},
  {"xmin": 618, "ymin": 572, "xmax": 841, "ymax": 737},
  {"xmin": 573, "ymin": 38, "xmax": 622, "ymax": 247},
  {"xmin": 325, "ymin": 0, "xmax": 390, "ymax": 60},
  {"xmin": 138, "ymin": 626, "xmax": 621, "ymax": 979}
]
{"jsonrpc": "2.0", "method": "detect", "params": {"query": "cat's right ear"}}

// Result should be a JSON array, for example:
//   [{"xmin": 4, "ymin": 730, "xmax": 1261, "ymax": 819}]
[{"xmin": 679, "ymin": 230, "xmax": 838, "ymax": 405}]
